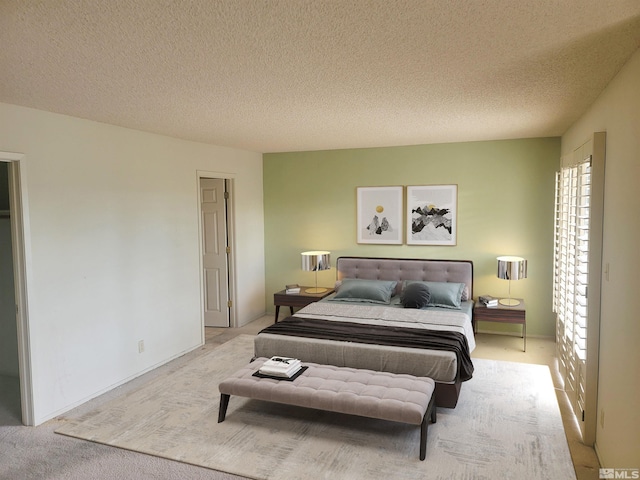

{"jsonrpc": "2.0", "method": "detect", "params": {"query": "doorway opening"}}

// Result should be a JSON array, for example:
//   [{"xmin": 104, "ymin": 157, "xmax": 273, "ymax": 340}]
[
  {"xmin": 0, "ymin": 161, "xmax": 20, "ymax": 424},
  {"xmin": 0, "ymin": 152, "xmax": 34, "ymax": 426}
]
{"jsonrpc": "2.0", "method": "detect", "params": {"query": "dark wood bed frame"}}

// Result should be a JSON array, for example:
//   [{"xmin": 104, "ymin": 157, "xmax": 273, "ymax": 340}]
[
  {"xmin": 255, "ymin": 256, "xmax": 474, "ymax": 408},
  {"xmin": 334, "ymin": 256, "xmax": 474, "ymax": 408}
]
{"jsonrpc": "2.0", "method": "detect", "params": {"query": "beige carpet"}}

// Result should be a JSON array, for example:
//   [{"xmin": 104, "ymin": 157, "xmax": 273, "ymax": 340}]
[{"xmin": 56, "ymin": 334, "xmax": 576, "ymax": 480}]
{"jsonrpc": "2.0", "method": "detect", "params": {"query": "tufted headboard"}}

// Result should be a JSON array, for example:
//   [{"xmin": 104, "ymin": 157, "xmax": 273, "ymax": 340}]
[{"xmin": 335, "ymin": 256, "xmax": 474, "ymax": 300}]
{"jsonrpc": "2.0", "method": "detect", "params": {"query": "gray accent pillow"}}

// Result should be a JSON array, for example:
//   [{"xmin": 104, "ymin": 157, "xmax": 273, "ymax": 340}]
[
  {"xmin": 404, "ymin": 280, "xmax": 465, "ymax": 309},
  {"xmin": 460, "ymin": 285, "xmax": 469, "ymax": 302},
  {"xmin": 400, "ymin": 282, "xmax": 431, "ymax": 309},
  {"xmin": 332, "ymin": 278, "xmax": 398, "ymax": 304}
]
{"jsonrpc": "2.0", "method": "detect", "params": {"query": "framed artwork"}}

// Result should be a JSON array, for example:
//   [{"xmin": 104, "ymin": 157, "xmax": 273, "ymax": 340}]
[
  {"xmin": 406, "ymin": 184, "xmax": 457, "ymax": 246},
  {"xmin": 356, "ymin": 186, "xmax": 403, "ymax": 244}
]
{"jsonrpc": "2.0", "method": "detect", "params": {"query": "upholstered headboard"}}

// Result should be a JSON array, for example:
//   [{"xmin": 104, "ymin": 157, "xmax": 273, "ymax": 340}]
[{"xmin": 335, "ymin": 256, "xmax": 474, "ymax": 299}]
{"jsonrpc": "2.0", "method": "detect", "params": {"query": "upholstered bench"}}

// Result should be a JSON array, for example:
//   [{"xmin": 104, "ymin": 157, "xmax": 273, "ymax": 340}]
[{"xmin": 218, "ymin": 357, "xmax": 437, "ymax": 460}]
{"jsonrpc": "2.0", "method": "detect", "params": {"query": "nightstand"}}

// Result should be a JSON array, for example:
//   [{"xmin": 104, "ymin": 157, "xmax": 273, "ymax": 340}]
[
  {"xmin": 273, "ymin": 287, "xmax": 335, "ymax": 322},
  {"xmin": 473, "ymin": 299, "xmax": 526, "ymax": 351}
]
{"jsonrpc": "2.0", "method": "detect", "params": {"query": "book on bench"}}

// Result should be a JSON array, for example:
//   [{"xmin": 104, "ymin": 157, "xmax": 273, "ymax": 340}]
[{"xmin": 259, "ymin": 356, "xmax": 302, "ymax": 378}]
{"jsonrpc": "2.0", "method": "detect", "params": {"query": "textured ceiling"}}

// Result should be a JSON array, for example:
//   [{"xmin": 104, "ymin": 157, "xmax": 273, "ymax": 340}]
[{"xmin": 1, "ymin": 1, "xmax": 640, "ymax": 153}]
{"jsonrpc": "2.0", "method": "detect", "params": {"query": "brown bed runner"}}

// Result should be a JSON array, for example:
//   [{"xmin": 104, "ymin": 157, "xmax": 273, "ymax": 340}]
[{"xmin": 259, "ymin": 316, "xmax": 474, "ymax": 381}]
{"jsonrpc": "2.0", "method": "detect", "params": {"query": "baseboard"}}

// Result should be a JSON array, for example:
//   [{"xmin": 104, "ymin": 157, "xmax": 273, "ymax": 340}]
[
  {"xmin": 594, "ymin": 442, "xmax": 604, "ymax": 469},
  {"xmin": 234, "ymin": 311, "xmax": 268, "ymax": 328}
]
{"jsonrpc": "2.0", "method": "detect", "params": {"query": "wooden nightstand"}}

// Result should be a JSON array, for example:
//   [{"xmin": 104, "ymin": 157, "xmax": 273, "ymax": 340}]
[
  {"xmin": 273, "ymin": 287, "xmax": 335, "ymax": 322},
  {"xmin": 473, "ymin": 299, "xmax": 526, "ymax": 351}
]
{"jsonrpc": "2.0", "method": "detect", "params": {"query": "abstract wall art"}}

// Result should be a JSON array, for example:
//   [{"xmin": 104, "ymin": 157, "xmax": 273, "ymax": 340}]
[
  {"xmin": 406, "ymin": 184, "xmax": 457, "ymax": 246},
  {"xmin": 356, "ymin": 186, "xmax": 403, "ymax": 244}
]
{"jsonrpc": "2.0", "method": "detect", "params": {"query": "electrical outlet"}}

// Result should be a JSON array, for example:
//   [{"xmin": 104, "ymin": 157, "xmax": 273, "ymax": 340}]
[{"xmin": 138, "ymin": 340, "xmax": 145, "ymax": 353}]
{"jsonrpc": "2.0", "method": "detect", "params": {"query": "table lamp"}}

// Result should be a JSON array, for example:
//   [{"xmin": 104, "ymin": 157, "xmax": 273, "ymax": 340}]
[
  {"xmin": 497, "ymin": 256, "xmax": 527, "ymax": 306},
  {"xmin": 301, "ymin": 251, "xmax": 331, "ymax": 293}
]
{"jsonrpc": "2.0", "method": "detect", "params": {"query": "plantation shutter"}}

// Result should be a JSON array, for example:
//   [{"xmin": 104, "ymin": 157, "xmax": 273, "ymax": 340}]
[{"xmin": 553, "ymin": 132, "xmax": 605, "ymax": 445}]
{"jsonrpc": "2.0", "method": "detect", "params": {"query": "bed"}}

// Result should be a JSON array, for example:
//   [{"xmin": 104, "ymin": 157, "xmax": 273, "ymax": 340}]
[{"xmin": 254, "ymin": 256, "xmax": 475, "ymax": 408}]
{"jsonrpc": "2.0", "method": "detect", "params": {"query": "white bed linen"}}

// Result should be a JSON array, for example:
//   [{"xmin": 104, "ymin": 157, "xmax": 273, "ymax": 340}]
[{"xmin": 295, "ymin": 302, "xmax": 475, "ymax": 352}]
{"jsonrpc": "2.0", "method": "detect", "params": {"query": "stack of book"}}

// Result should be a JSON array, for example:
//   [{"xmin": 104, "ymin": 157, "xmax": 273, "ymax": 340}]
[
  {"xmin": 479, "ymin": 295, "xmax": 499, "ymax": 307},
  {"xmin": 285, "ymin": 283, "xmax": 300, "ymax": 294},
  {"xmin": 259, "ymin": 356, "xmax": 302, "ymax": 378}
]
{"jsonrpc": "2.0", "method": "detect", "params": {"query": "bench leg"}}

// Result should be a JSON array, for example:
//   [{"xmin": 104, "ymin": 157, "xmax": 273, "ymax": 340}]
[
  {"xmin": 218, "ymin": 394, "xmax": 230, "ymax": 423},
  {"xmin": 420, "ymin": 415, "xmax": 427, "ymax": 460},
  {"xmin": 420, "ymin": 395, "xmax": 437, "ymax": 460}
]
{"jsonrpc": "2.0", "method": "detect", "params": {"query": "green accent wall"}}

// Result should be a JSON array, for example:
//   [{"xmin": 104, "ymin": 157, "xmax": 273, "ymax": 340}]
[{"xmin": 264, "ymin": 137, "xmax": 560, "ymax": 337}]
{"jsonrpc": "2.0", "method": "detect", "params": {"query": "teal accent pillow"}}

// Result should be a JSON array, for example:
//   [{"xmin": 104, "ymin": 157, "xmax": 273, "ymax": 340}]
[
  {"xmin": 332, "ymin": 278, "xmax": 398, "ymax": 304},
  {"xmin": 404, "ymin": 280, "xmax": 465, "ymax": 309}
]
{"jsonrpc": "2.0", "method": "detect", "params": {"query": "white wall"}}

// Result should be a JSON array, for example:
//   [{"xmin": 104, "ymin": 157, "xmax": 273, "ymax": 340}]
[
  {"xmin": 0, "ymin": 102, "xmax": 265, "ymax": 424},
  {"xmin": 561, "ymin": 48, "xmax": 640, "ymax": 467}
]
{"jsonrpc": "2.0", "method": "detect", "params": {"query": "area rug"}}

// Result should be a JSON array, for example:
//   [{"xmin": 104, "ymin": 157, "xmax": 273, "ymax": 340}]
[{"xmin": 56, "ymin": 335, "xmax": 576, "ymax": 480}]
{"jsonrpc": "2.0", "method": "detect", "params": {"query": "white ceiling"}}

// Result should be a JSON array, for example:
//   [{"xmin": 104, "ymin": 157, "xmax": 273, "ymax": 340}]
[{"xmin": 1, "ymin": 1, "xmax": 639, "ymax": 153}]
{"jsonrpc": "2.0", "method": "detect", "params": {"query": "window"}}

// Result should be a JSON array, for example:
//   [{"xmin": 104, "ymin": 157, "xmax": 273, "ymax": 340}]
[{"xmin": 553, "ymin": 132, "xmax": 605, "ymax": 445}]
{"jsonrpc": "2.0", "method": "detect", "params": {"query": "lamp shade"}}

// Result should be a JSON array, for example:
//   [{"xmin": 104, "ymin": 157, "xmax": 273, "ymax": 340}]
[
  {"xmin": 496, "ymin": 256, "xmax": 527, "ymax": 306},
  {"xmin": 497, "ymin": 256, "xmax": 528, "ymax": 280},
  {"xmin": 301, "ymin": 251, "xmax": 331, "ymax": 272},
  {"xmin": 301, "ymin": 251, "xmax": 331, "ymax": 294}
]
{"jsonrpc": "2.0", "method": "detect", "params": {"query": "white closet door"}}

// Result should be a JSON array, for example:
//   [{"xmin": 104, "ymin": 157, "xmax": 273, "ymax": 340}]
[{"xmin": 200, "ymin": 178, "xmax": 230, "ymax": 327}]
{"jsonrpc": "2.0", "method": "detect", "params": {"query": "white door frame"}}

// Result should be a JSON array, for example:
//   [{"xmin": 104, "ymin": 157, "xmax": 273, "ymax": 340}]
[
  {"xmin": 1, "ymin": 151, "xmax": 34, "ymax": 426},
  {"xmin": 196, "ymin": 171, "xmax": 236, "ymax": 328}
]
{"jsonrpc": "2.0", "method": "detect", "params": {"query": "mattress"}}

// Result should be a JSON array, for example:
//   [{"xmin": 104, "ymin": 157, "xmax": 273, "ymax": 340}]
[{"xmin": 254, "ymin": 300, "xmax": 475, "ymax": 383}]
